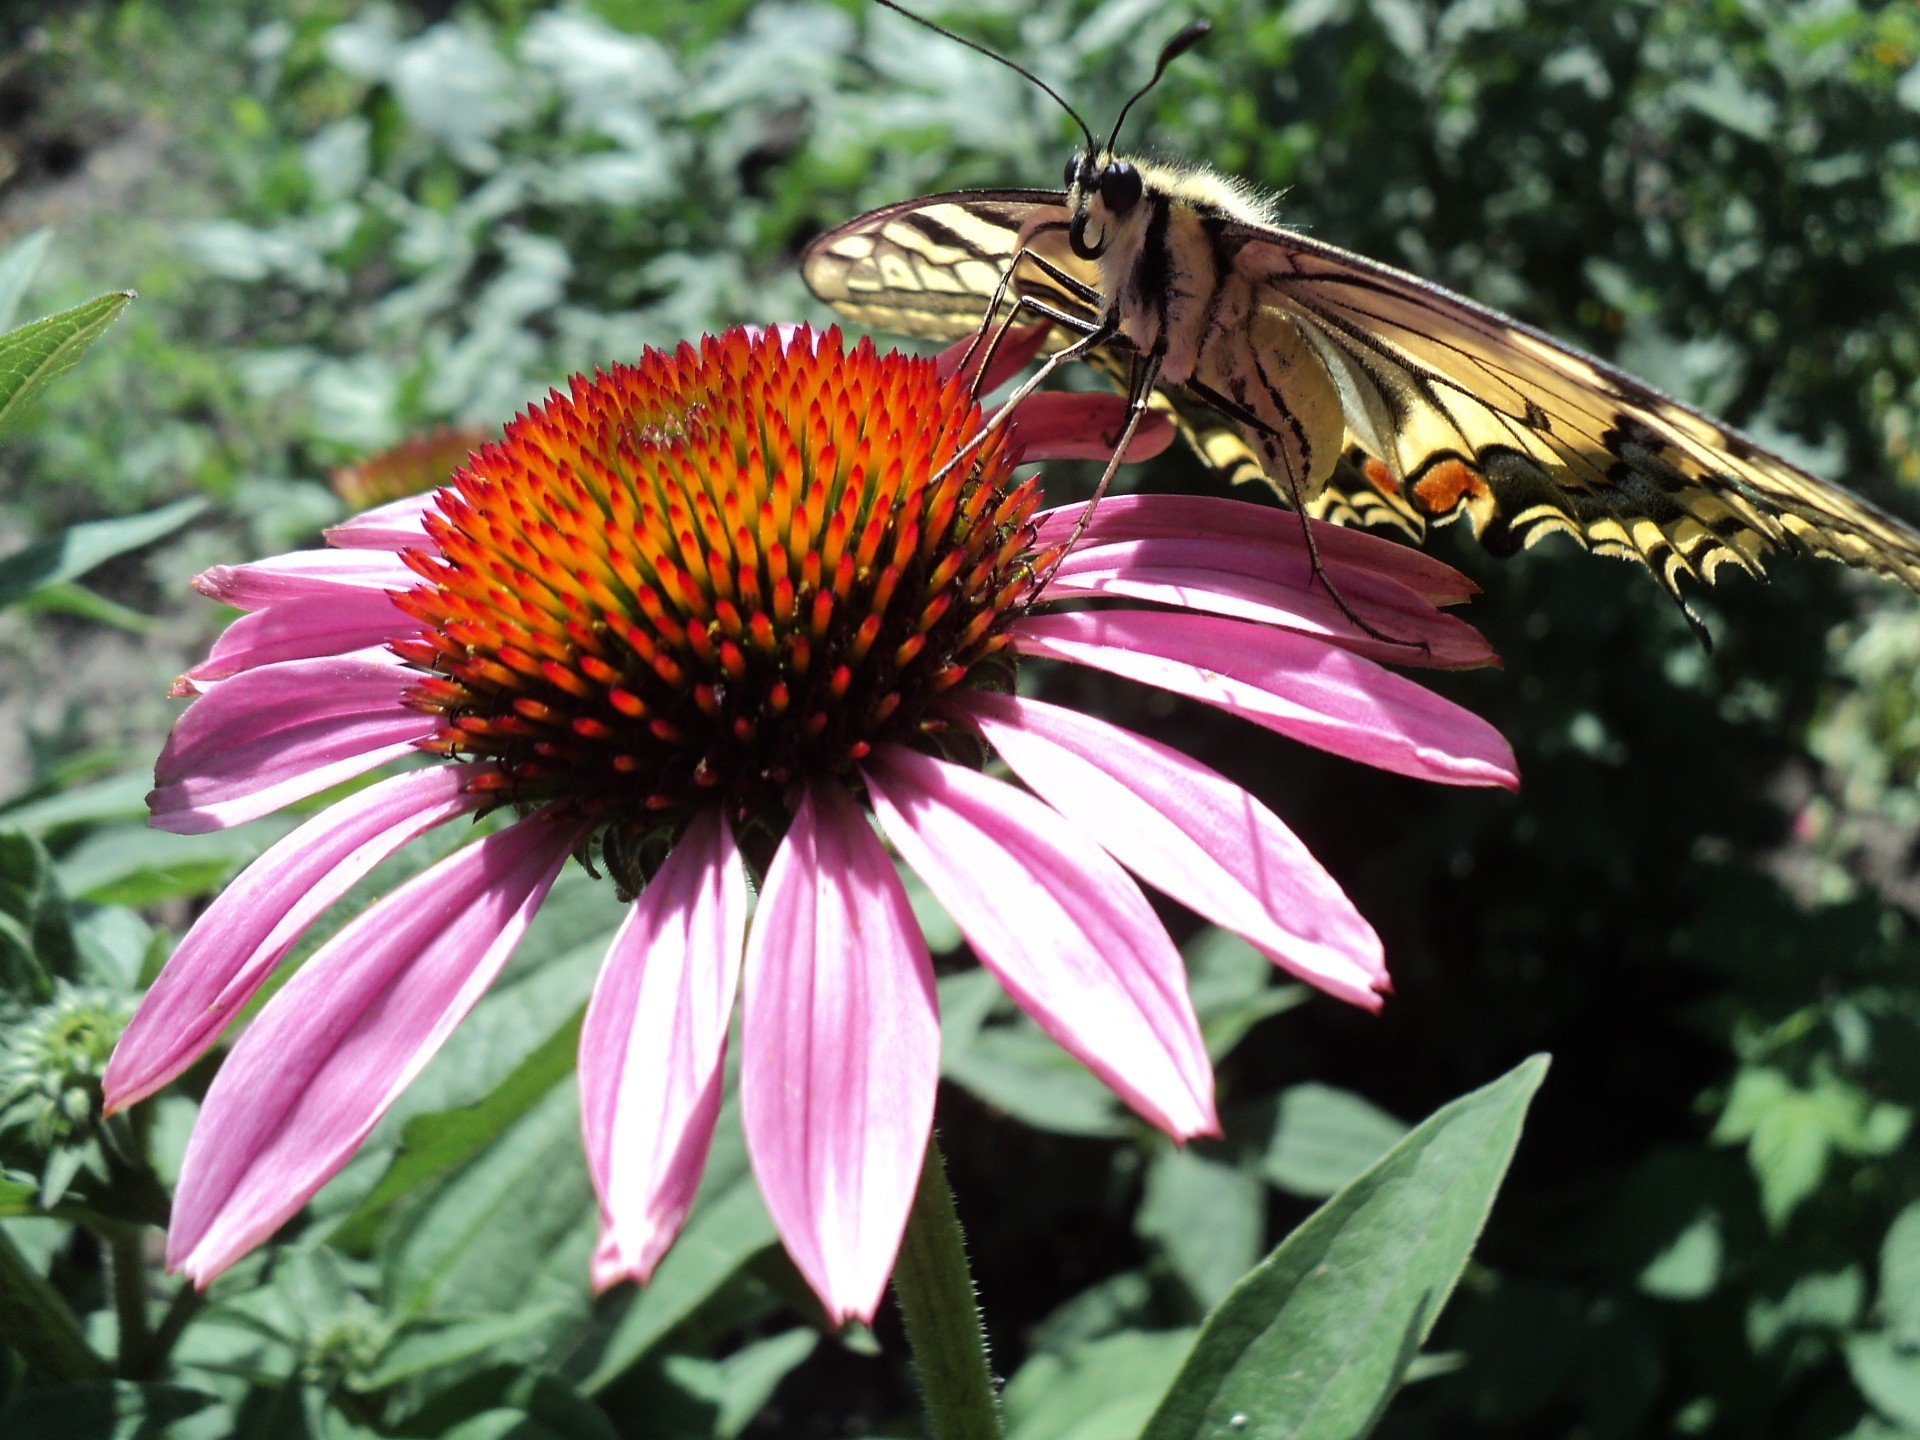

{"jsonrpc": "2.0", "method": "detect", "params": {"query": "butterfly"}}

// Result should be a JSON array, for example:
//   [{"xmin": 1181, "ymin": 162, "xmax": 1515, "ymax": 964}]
[{"xmin": 801, "ymin": 7, "xmax": 1920, "ymax": 640}]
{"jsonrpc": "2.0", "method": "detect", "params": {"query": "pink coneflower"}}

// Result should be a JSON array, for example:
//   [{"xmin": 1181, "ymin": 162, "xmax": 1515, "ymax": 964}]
[{"xmin": 105, "ymin": 324, "xmax": 1516, "ymax": 1325}]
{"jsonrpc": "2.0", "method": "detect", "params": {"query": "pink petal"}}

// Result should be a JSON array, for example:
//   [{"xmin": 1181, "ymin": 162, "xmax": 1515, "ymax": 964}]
[
  {"xmin": 863, "ymin": 745, "xmax": 1218, "ymax": 1141},
  {"xmin": 1007, "ymin": 392, "xmax": 1176, "ymax": 463},
  {"xmin": 955, "ymin": 692, "xmax": 1385, "ymax": 1008},
  {"xmin": 193, "ymin": 550, "xmax": 416, "ymax": 612},
  {"xmin": 739, "ymin": 782, "xmax": 939, "ymax": 1326},
  {"xmin": 1045, "ymin": 536, "xmax": 1493, "ymax": 670},
  {"xmin": 104, "ymin": 765, "xmax": 485, "ymax": 1114},
  {"xmin": 582, "ymin": 808, "xmax": 748, "ymax": 1290},
  {"xmin": 1035, "ymin": 493, "xmax": 1478, "ymax": 605},
  {"xmin": 1012, "ymin": 609, "xmax": 1519, "ymax": 790},
  {"xmin": 178, "ymin": 591, "xmax": 414, "ymax": 688},
  {"xmin": 150, "ymin": 649, "xmax": 435, "ymax": 833},
  {"xmin": 936, "ymin": 320, "xmax": 1053, "ymax": 393},
  {"xmin": 324, "ymin": 494, "xmax": 438, "ymax": 550},
  {"xmin": 167, "ymin": 810, "xmax": 582, "ymax": 1284}
]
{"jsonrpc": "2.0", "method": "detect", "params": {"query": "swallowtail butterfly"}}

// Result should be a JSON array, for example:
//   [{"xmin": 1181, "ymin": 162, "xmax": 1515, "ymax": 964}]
[{"xmin": 801, "ymin": 5, "xmax": 1920, "ymax": 638}]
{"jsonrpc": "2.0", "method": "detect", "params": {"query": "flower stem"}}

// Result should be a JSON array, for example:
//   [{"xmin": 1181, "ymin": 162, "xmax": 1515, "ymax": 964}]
[
  {"xmin": 892, "ymin": 1138, "xmax": 1001, "ymax": 1440},
  {"xmin": 0, "ymin": 1222, "xmax": 110, "ymax": 1382},
  {"xmin": 104, "ymin": 1222, "xmax": 152, "ymax": 1375}
]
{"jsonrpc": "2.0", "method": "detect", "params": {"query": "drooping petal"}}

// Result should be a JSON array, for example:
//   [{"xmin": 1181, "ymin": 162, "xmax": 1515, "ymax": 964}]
[
  {"xmin": 150, "ymin": 649, "xmax": 434, "ymax": 833},
  {"xmin": 955, "ymin": 692, "xmax": 1385, "ymax": 1007},
  {"xmin": 105, "ymin": 765, "xmax": 486, "ymax": 1114},
  {"xmin": 193, "ymin": 550, "xmax": 417, "ymax": 612},
  {"xmin": 176, "ymin": 590, "xmax": 416, "ymax": 690},
  {"xmin": 935, "ymin": 319, "xmax": 1052, "ymax": 392},
  {"xmin": 1035, "ymin": 493, "xmax": 1479, "ymax": 605},
  {"xmin": 864, "ymin": 745, "xmax": 1218, "ymax": 1140},
  {"xmin": 1045, "ymin": 535, "xmax": 1494, "ymax": 670},
  {"xmin": 739, "ymin": 782, "xmax": 939, "ymax": 1326},
  {"xmin": 1006, "ymin": 392, "xmax": 1176, "ymax": 463},
  {"xmin": 1011, "ymin": 609, "xmax": 1519, "ymax": 790},
  {"xmin": 324, "ymin": 493, "xmax": 438, "ymax": 550},
  {"xmin": 582, "ymin": 808, "xmax": 748, "ymax": 1290},
  {"xmin": 167, "ymin": 810, "xmax": 582, "ymax": 1284}
]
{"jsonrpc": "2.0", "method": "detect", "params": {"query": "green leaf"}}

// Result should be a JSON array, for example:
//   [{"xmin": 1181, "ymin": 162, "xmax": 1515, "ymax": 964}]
[
  {"xmin": 1637, "ymin": 1211, "xmax": 1723, "ymax": 1301},
  {"xmin": 0, "ymin": 1382, "xmax": 213, "ymax": 1439},
  {"xmin": 1747, "ymin": 1267, "xmax": 1864, "ymax": 1351},
  {"xmin": 0, "ymin": 1172, "xmax": 38, "ymax": 1215},
  {"xmin": 0, "ymin": 496, "xmax": 205, "ymax": 610},
  {"xmin": 1138, "ymin": 1145, "xmax": 1265, "ymax": 1310},
  {"xmin": 660, "ymin": 1329, "xmax": 820, "ymax": 1439},
  {"xmin": 0, "ymin": 291, "xmax": 134, "ymax": 435},
  {"xmin": 0, "ymin": 229, "xmax": 53, "ymax": 331},
  {"xmin": 358, "ymin": 1306, "xmax": 571, "ymax": 1389},
  {"xmin": 1713, "ymin": 1066, "xmax": 1912, "ymax": 1228},
  {"xmin": 55, "ymin": 825, "xmax": 257, "ymax": 907},
  {"xmin": 1262, "ymin": 1083, "xmax": 1410, "ymax": 1199},
  {"xmin": 330, "ymin": 1006, "xmax": 585, "ymax": 1250},
  {"xmin": 1005, "ymin": 1329, "xmax": 1198, "ymax": 1440},
  {"xmin": 1847, "ymin": 1333, "xmax": 1920, "ymax": 1429},
  {"xmin": 1139, "ymin": 1054, "xmax": 1550, "ymax": 1440},
  {"xmin": 381, "ymin": 1082, "xmax": 598, "ymax": 1320},
  {"xmin": 0, "ymin": 830, "xmax": 78, "ymax": 1004},
  {"xmin": 1885, "ymin": 1203, "xmax": 1920, "ymax": 1345}
]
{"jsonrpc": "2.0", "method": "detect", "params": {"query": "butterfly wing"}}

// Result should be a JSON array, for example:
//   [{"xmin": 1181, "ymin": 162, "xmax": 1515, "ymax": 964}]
[
  {"xmin": 801, "ymin": 189, "xmax": 1101, "ymax": 344},
  {"xmin": 803, "ymin": 189, "xmax": 1426, "ymax": 538},
  {"xmin": 1222, "ymin": 218, "xmax": 1920, "ymax": 598}
]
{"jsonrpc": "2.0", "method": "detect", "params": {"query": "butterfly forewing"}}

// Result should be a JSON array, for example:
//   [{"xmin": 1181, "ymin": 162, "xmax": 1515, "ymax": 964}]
[{"xmin": 803, "ymin": 181, "xmax": 1920, "ymax": 610}]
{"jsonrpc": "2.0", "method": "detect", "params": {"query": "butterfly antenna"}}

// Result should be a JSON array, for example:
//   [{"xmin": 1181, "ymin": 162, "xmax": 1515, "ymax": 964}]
[
  {"xmin": 1102, "ymin": 19, "xmax": 1210, "ymax": 156},
  {"xmin": 874, "ymin": 0, "xmax": 1097, "ymax": 154}
]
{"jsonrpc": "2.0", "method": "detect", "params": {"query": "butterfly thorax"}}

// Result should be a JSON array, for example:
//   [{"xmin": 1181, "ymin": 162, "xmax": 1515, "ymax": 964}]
[{"xmin": 1067, "ymin": 152, "xmax": 1345, "ymax": 500}]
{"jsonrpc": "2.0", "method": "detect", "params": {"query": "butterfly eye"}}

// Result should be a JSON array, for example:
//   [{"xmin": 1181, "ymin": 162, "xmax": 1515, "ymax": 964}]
[
  {"xmin": 1064, "ymin": 156, "xmax": 1081, "ymax": 190},
  {"xmin": 1100, "ymin": 161, "xmax": 1143, "ymax": 215}
]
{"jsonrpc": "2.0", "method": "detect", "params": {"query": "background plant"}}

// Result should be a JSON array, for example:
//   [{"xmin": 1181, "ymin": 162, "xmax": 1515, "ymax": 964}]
[{"xmin": 2, "ymin": 1, "xmax": 1918, "ymax": 1436}]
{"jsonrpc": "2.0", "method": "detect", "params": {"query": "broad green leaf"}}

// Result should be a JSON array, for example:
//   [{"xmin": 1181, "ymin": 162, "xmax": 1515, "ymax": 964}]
[
  {"xmin": 940, "ymin": 967, "xmax": 1124, "ymax": 1138},
  {"xmin": 1138, "ymin": 1145, "xmax": 1265, "ymax": 1310},
  {"xmin": 381, "ymin": 1082, "xmax": 598, "ymax": 1320},
  {"xmin": 1713, "ymin": 1066, "xmax": 1912, "ymax": 1228},
  {"xmin": 0, "ymin": 1382, "xmax": 213, "ymax": 1440},
  {"xmin": 0, "ymin": 769, "xmax": 152, "ymax": 837},
  {"xmin": 0, "ymin": 228, "xmax": 53, "ymax": 330},
  {"xmin": 1847, "ymin": 1333, "xmax": 1920, "ymax": 1429},
  {"xmin": 358, "ymin": 1306, "xmax": 571, "ymax": 1389},
  {"xmin": 1747, "ymin": 1266, "xmax": 1863, "ymax": 1352},
  {"xmin": 12, "ymin": 581, "xmax": 163, "ymax": 633},
  {"xmin": 661, "ymin": 1329, "xmax": 820, "ymax": 1439},
  {"xmin": 1184, "ymin": 929, "xmax": 1309, "ymax": 1062},
  {"xmin": 1262, "ymin": 1083, "xmax": 1410, "ymax": 1198},
  {"xmin": 0, "ymin": 497, "xmax": 205, "ymax": 609},
  {"xmin": 0, "ymin": 1173, "xmax": 38, "ymax": 1215},
  {"xmin": 0, "ymin": 291, "xmax": 134, "ymax": 435},
  {"xmin": 1637, "ymin": 1211, "xmax": 1723, "ymax": 1301},
  {"xmin": 0, "ymin": 830, "xmax": 78, "ymax": 1003},
  {"xmin": 439, "ymin": 1371, "xmax": 623, "ymax": 1440},
  {"xmin": 55, "ymin": 825, "xmax": 258, "ymax": 907},
  {"xmin": 330, "ymin": 1006, "xmax": 585, "ymax": 1250},
  {"xmin": 1884, "ymin": 1203, "xmax": 1920, "ymax": 1345},
  {"xmin": 1005, "ymin": 1329, "xmax": 1197, "ymax": 1440},
  {"xmin": 1139, "ymin": 1054, "xmax": 1550, "ymax": 1440}
]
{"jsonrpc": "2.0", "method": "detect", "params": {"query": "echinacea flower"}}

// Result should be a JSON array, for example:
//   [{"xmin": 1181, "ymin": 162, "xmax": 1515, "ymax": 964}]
[{"xmin": 106, "ymin": 323, "xmax": 1516, "ymax": 1325}]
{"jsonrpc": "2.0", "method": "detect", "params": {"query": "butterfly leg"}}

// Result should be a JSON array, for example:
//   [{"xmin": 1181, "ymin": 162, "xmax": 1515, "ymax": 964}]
[
  {"xmin": 1184, "ymin": 374, "xmax": 1430, "ymax": 655},
  {"xmin": 1032, "ymin": 350, "xmax": 1166, "ymax": 594},
  {"xmin": 954, "ymin": 246, "xmax": 1104, "ymax": 399},
  {"xmin": 927, "ymin": 309, "xmax": 1121, "ymax": 489}
]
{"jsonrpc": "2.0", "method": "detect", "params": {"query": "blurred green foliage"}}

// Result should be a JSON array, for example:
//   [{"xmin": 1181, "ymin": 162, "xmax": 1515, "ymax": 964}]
[{"xmin": 2, "ymin": 0, "xmax": 1920, "ymax": 1435}]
